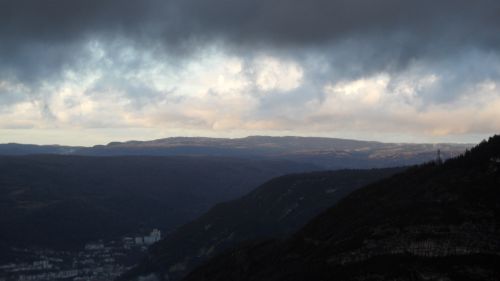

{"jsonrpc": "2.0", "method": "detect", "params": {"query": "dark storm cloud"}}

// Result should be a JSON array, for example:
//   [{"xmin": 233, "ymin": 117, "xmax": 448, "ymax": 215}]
[
  {"xmin": 0, "ymin": 0, "xmax": 166, "ymax": 83},
  {"xmin": 1, "ymin": 0, "xmax": 500, "ymax": 83}
]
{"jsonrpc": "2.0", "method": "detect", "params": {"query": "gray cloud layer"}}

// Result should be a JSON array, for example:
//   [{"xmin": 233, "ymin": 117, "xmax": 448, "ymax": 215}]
[{"xmin": 2, "ymin": 0, "xmax": 500, "ymax": 81}]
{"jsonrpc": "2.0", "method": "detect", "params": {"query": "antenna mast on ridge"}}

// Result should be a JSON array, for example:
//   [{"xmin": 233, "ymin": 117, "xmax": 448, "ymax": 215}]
[{"xmin": 436, "ymin": 149, "xmax": 443, "ymax": 165}]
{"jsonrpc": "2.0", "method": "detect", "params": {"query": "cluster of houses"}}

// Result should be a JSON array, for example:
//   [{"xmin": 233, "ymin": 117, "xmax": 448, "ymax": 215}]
[{"xmin": 0, "ymin": 229, "xmax": 162, "ymax": 281}]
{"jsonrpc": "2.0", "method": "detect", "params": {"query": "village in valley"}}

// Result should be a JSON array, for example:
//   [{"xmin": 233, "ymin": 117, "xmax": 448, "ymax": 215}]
[{"xmin": 0, "ymin": 229, "xmax": 161, "ymax": 281}]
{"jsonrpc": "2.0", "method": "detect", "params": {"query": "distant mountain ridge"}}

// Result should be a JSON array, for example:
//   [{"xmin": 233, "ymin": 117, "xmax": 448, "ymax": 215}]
[
  {"xmin": 183, "ymin": 135, "xmax": 500, "ymax": 281},
  {"xmin": 0, "ymin": 143, "xmax": 80, "ymax": 155},
  {"xmin": 0, "ymin": 136, "xmax": 470, "ymax": 169}
]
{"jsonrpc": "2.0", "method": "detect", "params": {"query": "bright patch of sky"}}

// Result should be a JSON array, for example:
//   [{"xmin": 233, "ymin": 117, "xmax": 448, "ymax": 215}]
[{"xmin": 1, "ymin": 40, "xmax": 499, "ymax": 145}]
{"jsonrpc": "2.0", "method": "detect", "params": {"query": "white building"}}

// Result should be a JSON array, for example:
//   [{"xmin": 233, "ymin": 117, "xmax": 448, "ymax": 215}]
[
  {"xmin": 134, "ymin": 229, "xmax": 161, "ymax": 246},
  {"xmin": 135, "ymin": 237, "xmax": 144, "ymax": 245},
  {"xmin": 144, "ymin": 229, "xmax": 161, "ymax": 245}
]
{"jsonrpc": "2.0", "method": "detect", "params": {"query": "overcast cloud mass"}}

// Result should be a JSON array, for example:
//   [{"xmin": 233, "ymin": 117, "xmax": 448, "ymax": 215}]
[{"xmin": 1, "ymin": 0, "xmax": 500, "ymax": 145}]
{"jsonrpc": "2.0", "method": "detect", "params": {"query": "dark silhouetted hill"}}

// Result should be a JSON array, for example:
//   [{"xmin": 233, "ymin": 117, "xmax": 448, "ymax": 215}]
[
  {"xmin": 183, "ymin": 135, "xmax": 500, "ymax": 281},
  {"xmin": 120, "ymin": 168, "xmax": 404, "ymax": 281},
  {"xmin": 0, "ymin": 155, "xmax": 315, "ymax": 261}
]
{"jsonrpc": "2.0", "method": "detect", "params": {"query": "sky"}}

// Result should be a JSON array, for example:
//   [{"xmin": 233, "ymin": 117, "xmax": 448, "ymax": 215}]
[{"xmin": 1, "ymin": 0, "xmax": 500, "ymax": 145}]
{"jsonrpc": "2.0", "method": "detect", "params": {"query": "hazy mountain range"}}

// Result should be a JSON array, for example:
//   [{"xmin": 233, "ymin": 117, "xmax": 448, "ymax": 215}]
[
  {"xmin": 0, "ymin": 135, "xmax": 484, "ymax": 281},
  {"xmin": 0, "ymin": 136, "xmax": 470, "ymax": 169}
]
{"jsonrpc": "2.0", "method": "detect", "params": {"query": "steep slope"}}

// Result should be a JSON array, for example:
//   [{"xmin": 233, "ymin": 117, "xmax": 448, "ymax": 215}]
[
  {"xmin": 0, "ymin": 136, "xmax": 469, "ymax": 169},
  {"xmin": 120, "ymin": 168, "xmax": 403, "ymax": 281},
  {"xmin": 0, "ymin": 155, "xmax": 314, "ymax": 259},
  {"xmin": 184, "ymin": 136, "xmax": 500, "ymax": 281}
]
